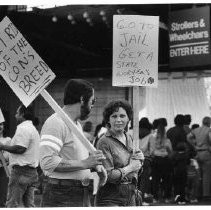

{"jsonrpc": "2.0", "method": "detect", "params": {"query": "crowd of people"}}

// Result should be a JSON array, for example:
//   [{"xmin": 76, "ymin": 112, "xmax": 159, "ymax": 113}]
[
  {"xmin": 137, "ymin": 114, "xmax": 211, "ymax": 205},
  {"xmin": 0, "ymin": 78, "xmax": 211, "ymax": 207}
]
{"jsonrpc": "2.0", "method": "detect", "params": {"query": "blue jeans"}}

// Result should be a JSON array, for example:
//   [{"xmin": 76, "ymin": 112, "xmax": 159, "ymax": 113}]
[
  {"xmin": 41, "ymin": 179, "xmax": 94, "ymax": 207},
  {"xmin": 0, "ymin": 167, "xmax": 9, "ymax": 207},
  {"xmin": 6, "ymin": 165, "xmax": 38, "ymax": 207},
  {"xmin": 96, "ymin": 182, "xmax": 136, "ymax": 206}
]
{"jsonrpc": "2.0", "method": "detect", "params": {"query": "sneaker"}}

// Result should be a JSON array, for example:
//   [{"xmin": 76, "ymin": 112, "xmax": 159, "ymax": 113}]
[
  {"xmin": 190, "ymin": 199, "xmax": 198, "ymax": 204},
  {"xmin": 142, "ymin": 202, "xmax": 150, "ymax": 206},
  {"xmin": 164, "ymin": 198, "xmax": 171, "ymax": 204},
  {"xmin": 178, "ymin": 201, "xmax": 186, "ymax": 205}
]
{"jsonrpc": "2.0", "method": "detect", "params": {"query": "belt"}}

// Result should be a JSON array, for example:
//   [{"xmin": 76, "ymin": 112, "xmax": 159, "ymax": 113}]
[
  {"xmin": 197, "ymin": 149, "xmax": 208, "ymax": 152},
  {"xmin": 13, "ymin": 165, "xmax": 36, "ymax": 170},
  {"xmin": 48, "ymin": 177, "xmax": 93, "ymax": 187},
  {"xmin": 120, "ymin": 181, "xmax": 133, "ymax": 185}
]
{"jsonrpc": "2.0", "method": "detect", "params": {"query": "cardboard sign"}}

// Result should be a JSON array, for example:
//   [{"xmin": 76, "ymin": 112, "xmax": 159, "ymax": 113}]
[
  {"xmin": 113, "ymin": 15, "xmax": 159, "ymax": 87},
  {"xmin": 169, "ymin": 6, "xmax": 211, "ymax": 68},
  {"xmin": 0, "ymin": 17, "xmax": 55, "ymax": 107},
  {"xmin": 0, "ymin": 108, "xmax": 5, "ymax": 123}
]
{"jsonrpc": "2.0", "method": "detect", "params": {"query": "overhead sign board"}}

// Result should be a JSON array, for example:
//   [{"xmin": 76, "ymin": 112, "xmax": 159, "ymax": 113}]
[
  {"xmin": 0, "ymin": 17, "xmax": 55, "ymax": 107},
  {"xmin": 113, "ymin": 15, "xmax": 159, "ymax": 87},
  {"xmin": 169, "ymin": 6, "xmax": 211, "ymax": 68}
]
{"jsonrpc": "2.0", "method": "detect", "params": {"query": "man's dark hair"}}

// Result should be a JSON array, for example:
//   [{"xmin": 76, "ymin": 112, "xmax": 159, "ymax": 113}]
[
  {"xmin": 174, "ymin": 114, "xmax": 185, "ymax": 126},
  {"xmin": 19, "ymin": 104, "xmax": 34, "ymax": 121},
  {"xmin": 63, "ymin": 79, "xmax": 94, "ymax": 105},
  {"xmin": 103, "ymin": 100, "xmax": 133, "ymax": 128}
]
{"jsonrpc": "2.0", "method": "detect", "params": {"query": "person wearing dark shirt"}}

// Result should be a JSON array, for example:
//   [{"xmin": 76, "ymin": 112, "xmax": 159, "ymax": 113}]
[
  {"xmin": 96, "ymin": 100, "xmax": 144, "ymax": 206},
  {"xmin": 172, "ymin": 142, "xmax": 190, "ymax": 204},
  {"xmin": 167, "ymin": 114, "xmax": 187, "ymax": 151}
]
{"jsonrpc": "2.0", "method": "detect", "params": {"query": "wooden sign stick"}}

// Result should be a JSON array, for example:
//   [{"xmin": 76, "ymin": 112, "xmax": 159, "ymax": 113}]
[
  {"xmin": 0, "ymin": 151, "xmax": 10, "ymax": 177},
  {"xmin": 41, "ymin": 89, "xmax": 96, "ymax": 153},
  {"xmin": 132, "ymin": 86, "xmax": 140, "ymax": 153}
]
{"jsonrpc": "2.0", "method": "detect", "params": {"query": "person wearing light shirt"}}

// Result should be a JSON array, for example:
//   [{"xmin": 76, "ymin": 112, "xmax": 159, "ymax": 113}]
[{"xmin": 0, "ymin": 105, "xmax": 40, "ymax": 207}]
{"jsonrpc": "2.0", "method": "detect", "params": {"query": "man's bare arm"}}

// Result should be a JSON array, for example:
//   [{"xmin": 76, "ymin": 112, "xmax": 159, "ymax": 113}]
[{"xmin": 55, "ymin": 151, "xmax": 105, "ymax": 172}]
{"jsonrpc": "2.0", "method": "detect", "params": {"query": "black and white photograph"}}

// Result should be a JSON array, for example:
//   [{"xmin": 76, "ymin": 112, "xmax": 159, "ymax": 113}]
[{"xmin": 0, "ymin": 1, "xmax": 211, "ymax": 207}]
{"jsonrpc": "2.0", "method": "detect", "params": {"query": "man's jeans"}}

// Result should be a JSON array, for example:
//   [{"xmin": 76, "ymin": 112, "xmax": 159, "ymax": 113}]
[
  {"xmin": 6, "ymin": 165, "xmax": 38, "ymax": 207},
  {"xmin": 41, "ymin": 178, "xmax": 94, "ymax": 207},
  {"xmin": 0, "ymin": 167, "xmax": 9, "ymax": 207}
]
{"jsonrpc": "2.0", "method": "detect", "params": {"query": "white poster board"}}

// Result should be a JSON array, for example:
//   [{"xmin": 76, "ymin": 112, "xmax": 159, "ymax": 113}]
[
  {"xmin": 0, "ymin": 17, "xmax": 55, "ymax": 107},
  {"xmin": 113, "ymin": 15, "xmax": 159, "ymax": 87},
  {"xmin": 0, "ymin": 108, "xmax": 5, "ymax": 123}
]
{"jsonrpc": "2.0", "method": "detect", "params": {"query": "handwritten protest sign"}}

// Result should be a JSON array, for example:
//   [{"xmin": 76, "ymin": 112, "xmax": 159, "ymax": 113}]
[
  {"xmin": 0, "ymin": 17, "xmax": 55, "ymax": 107},
  {"xmin": 0, "ymin": 16, "xmax": 97, "ymax": 153},
  {"xmin": 113, "ymin": 15, "xmax": 159, "ymax": 87},
  {"xmin": 0, "ymin": 108, "xmax": 5, "ymax": 123}
]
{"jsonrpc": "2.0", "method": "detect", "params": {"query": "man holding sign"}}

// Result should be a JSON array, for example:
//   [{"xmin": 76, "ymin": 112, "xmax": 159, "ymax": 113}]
[{"xmin": 39, "ymin": 79, "xmax": 107, "ymax": 207}]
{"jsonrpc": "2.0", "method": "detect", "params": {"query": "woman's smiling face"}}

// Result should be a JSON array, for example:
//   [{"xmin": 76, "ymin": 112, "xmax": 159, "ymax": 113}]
[{"xmin": 109, "ymin": 107, "xmax": 129, "ymax": 133}]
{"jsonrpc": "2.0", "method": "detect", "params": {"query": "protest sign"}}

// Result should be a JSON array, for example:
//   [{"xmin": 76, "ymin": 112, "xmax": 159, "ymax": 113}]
[
  {"xmin": 113, "ymin": 15, "xmax": 159, "ymax": 87},
  {"xmin": 113, "ymin": 15, "xmax": 159, "ymax": 152},
  {"xmin": 0, "ymin": 16, "xmax": 55, "ymax": 107},
  {"xmin": 0, "ymin": 108, "xmax": 5, "ymax": 123},
  {"xmin": 0, "ymin": 17, "xmax": 96, "ymax": 153}
]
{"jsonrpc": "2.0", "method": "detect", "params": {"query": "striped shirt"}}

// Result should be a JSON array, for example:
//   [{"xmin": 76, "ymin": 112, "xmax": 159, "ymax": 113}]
[{"xmin": 39, "ymin": 113, "xmax": 92, "ymax": 179}]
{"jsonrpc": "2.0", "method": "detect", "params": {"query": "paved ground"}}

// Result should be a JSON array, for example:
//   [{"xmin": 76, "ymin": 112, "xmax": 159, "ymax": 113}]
[{"xmin": 34, "ymin": 194, "xmax": 211, "ymax": 207}]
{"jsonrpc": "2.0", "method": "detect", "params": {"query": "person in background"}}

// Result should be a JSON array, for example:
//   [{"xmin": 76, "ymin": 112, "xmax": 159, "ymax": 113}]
[
  {"xmin": 93, "ymin": 120, "xmax": 107, "ymax": 147},
  {"xmin": 138, "ymin": 117, "xmax": 153, "ymax": 205},
  {"xmin": 0, "ymin": 119, "xmax": 11, "ymax": 207},
  {"xmin": 149, "ymin": 122, "xmax": 173, "ymax": 204},
  {"xmin": 96, "ymin": 100, "xmax": 144, "ymax": 206},
  {"xmin": 39, "ymin": 79, "xmax": 107, "ymax": 207},
  {"xmin": 83, "ymin": 121, "xmax": 94, "ymax": 143},
  {"xmin": 0, "ymin": 104, "xmax": 40, "ymax": 207},
  {"xmin": 167, "ymin": 114, "xmax": 187, "ymax": 151},
  {"xmin": 172, "ymin": 141, "xmax": 190, "ymax": 204},
  {"xmin": 184, "ymin": 114, "xmax": 192, "ymax": 135},
  {"xmin": 186, "ymin": 158, "xmax": 200, "ymax": 203},
  {"xmin": 187, "ymin": 116, "xmax": 211, "ymax": 199},
  {"xmin": 191, "ymin": 124, "xmax": 199, "ymax": 130}
]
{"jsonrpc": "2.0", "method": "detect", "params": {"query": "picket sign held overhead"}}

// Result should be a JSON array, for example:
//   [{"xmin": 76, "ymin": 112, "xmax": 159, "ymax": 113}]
[
  {"xmin": 0, "ymin": 108, "xmax": 5, "ymax": 123},
  {"xmin": 113, "ymin": 15, "xmax": 159, "ymax": 152},
  {"xmin": 0, "ymin": 17, "xmax": 55, "ymax": 107},
  {"xmin": 0, "ymin": 16, "xmax": 96, "ymax": 153}
]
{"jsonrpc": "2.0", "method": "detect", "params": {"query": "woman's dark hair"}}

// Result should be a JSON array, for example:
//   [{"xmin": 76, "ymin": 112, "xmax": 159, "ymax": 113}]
[
  {"xmin": 152, "ymin": 119, "xmax": 159, "ymax": 129},
  {"xmin": 64, "ymin": 79, "xmax": 94, "ymax": 105},
  {"xmin": 184, "ymin": 114, "xmax": 191, "ymax": 125},
  {"xmin": 191, "ymin": 123, "xmax": 199, "ymax": 130},
  {"xmin": 94, "ymin": 124, "xmax": 103, "ymax": 137},
  {"xmin": 174, "ymin": 114, "xmax": 185, "ymax": 126},
  {"xmin": 103, "ymin": 100, "xmax": 133, "ymax": 128},
  {"xmin": 158, "ymin": 118, "xmax": 167, "ymax": 127},
  {"xmin": 157, "ymin": 124, "xmax": 166, "ymax": 140},
  {"xmin": 19, "ymin": 104, "xmax": 34, "ymax": 121}
]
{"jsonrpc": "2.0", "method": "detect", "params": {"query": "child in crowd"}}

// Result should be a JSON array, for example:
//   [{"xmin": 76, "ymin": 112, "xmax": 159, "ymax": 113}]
[{"xmin": 186, "ymin": 158, "xmax": 200, "ymax": 203}]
